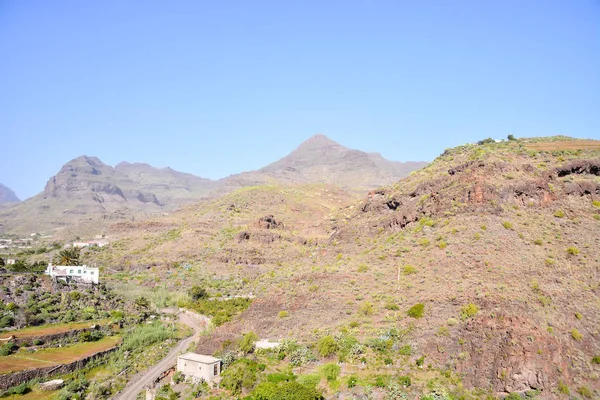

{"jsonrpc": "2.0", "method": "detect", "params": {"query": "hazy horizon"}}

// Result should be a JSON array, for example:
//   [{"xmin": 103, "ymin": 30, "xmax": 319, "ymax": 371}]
[{"xmin": 1, "ymin": 1, "xmax": 599, "ymax": 199}]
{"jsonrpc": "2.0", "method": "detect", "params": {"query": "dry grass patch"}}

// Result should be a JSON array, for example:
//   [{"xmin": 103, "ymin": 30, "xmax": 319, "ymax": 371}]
[
  {"xmin": 0, "ymin": 319, "xmax": 110, "ymax": 339},
  {"xmin": 0, "ymin": 336, "xmax": 120, "ymax": 374},
  {"xmin": 524, "ymin": 140, "xmax": 600, "ymax": 151},
  {"xmin": 2, "ymin": 390, "xmax": 57, "ymax": 400}
]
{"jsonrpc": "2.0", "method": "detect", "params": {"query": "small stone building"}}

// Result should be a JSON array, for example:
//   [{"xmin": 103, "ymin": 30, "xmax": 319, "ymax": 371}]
[{"xmin": 177, "ymin": 353, "xmax": 221, "ymax": 383}]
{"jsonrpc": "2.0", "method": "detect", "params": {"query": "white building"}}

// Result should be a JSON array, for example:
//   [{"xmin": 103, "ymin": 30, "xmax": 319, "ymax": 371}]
[
  {"xmin": 177, "ymin": 353, "xmax": 221, "ymax": 383},
  {"xmin": 45, "ymin": 263, "xmax": 99, "ymax": 284}
]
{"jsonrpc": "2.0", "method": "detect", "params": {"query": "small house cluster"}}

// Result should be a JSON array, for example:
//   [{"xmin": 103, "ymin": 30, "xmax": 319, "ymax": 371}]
[{"xmin": 45, "ymin": 263, "xmax": 99, "ymax": 284}]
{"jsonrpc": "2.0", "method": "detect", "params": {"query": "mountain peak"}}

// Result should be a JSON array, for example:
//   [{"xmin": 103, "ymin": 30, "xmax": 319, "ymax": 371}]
[
  {"xmin": 297, "ymin": 134, "xmax": 343, "ymax": 150},
  {"xmin": 0, "ymin": 183, "xmax": 20, "ymax": 204}
]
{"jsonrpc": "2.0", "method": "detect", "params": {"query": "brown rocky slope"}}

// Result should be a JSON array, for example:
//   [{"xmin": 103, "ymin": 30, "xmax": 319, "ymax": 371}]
[{"xmin": 86, "ymin": 136, "xmax": 599, "ymax": 398}]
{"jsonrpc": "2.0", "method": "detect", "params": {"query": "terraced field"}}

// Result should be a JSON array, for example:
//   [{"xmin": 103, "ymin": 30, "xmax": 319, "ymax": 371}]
[
  {"xmin": 3, "ymin": 390, "xmax": 57, "ymax": 400},
  {"xmin": 0, "ymin": 320, "xmax": 110, "ymax": 340},
  {"xmin": 0, "ymin": 336, "xmax": 120, "ymax": 374}
]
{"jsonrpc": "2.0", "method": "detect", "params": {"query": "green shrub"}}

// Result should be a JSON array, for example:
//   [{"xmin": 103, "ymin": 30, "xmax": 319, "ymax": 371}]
[
  {"xmin": 502, "ymin": 221, "xmax": 513, "ymax": 229},
  {"xmin": 533, "ymin": 239, "xmax": 543, "ymax": 245},
  {"xmin": 189, "ymin": 298, "xmax": 252, "ymax": 326},
  {"xmin": 403, "ymin": 265, "xmax": 417, "ymax": 275},
  {"xmin": 384, "ymin": 301, "xmax": 399, "ymax": 310},
  {"xmin": 557, "ymin": 380, "xmax": 569, "ymax": 394},
  {"xmin": 407, "ymin": 303, "xmax": 425, "ymax": 318},
  {"xmin": 80, "ymin": 330, "xmax": 104, "ymax": 342},
  {"xmin": 398, "ymin": 344, "xmax": 412, "ymax": 356},
  {"xmin": 592, "ymin": 200, "xmax": 600, "ymax": 208},
  {"xmin": 384, "ymin": 357, "xmax": 393, "ymax": 365},
  {"xmin": 319, "ymin": 363, "xmax": 340, "ymax": 382},
  {"xmin": 553, "ymin": 210, "xmax": 565, "ymax": 218},
  {"xmin": 0, "ymin": 342, "xmax": 18, "ymax": 356},
  {"xmin": 317, "ymin": 336, "xmax": 338, "ymax": 358},
  {"xmin": 3, "ymin": 382, "xmax": 31, "ymax": 396},
  {"xmin": 278, "ymin": 311, "xmax": 289, "ymax": 318},
  {"xmin": 189, "ymin": 285, "xmax": 208, "ymax": 301},
  {"xmin": 173, "ymin": 371, "xmax": 184, "ymax": 384},
  {"xmin": 267, "ymin": 371, "xmax": 296, "ymax": 384},
  {"xmin": 460, "ymin": 303, "xmax": 479, "ymax": 320},
  {"xmin": 0, "ymin": 315, "xmax": 14, "ymax": 328},
  {"xmin": 239, "ymin": 331, "xmax": 259, "ymax": 353},
  {"xmin": 69, "ymin": 291, "xmax": 81, "ymax": 301},
  {"xmin": 347, "ymin": 375, "xmax": 357, "ymax": 388},
  {"xmin": 592, "ymin": 355, "xmax": 600, "ymax": 364},
  {"xmin": 578, "ymin": 385, "xmax": 593, "ymax": 398},
  {"xmin": 33, "ymin": 339, "xmax": 44, "ymax": 346},
  {"xmin": 571, "ymin": 329, "xmax": 582, "ymax": 341},
  {"xmin": 297, "ymin": 374, "xmax": 321, "ymax": 389},
  {"xmin": 220, "ymin": 359, "xmax": 259, "ymax": 395},
  {"xmin": 359, "ymin": 301, "xmax": 374, "ymax": 316},
  {"xmin": 398, "ymin": 375, "xmax": 411, "ymax": 387},
  {"xmin": 374, "ymin": 375, "xmax": 386, "ymax": 388},
  {"xmin": 438, "ymin": 241, "xmax": 447, "ymax": 249},
  {"xmin": 567, "ymin": 246, "xmax": 580, "ymax": 255},
  {"xmin": 415, "ymin": 355, "xmax": 425, "ymax": 367},
  {"xmin": 252, "ymin": 381, "xmax": 324, "ymax": 400}
]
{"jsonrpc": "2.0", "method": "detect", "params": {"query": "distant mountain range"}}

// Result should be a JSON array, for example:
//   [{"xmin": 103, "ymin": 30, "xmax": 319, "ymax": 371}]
[
  {"xmin": 0, "ymin": 135, "xmax": 427, "ymax": 233},
  {"xmin": 0, "ymin": 183, "xmax": 20, "ymax": 204}
]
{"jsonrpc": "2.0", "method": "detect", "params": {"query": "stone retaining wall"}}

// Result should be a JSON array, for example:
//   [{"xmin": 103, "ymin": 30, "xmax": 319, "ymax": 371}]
[{"xmin": 0, "ymin": 346, "xmax": 118, "ymax": 391}]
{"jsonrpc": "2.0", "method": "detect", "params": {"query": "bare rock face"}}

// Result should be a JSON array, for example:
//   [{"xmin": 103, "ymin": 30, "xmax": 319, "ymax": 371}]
[
  {"xmin": 257, "ymin": 215, "xmax": 282, "ymax": 229},
  {"xmin": 453, "ymin": 313, "xmax": 568, "ymax": 396},
  {"xmin": 359, "ymin": 158, "xmax": 600, "ymax": 232}
]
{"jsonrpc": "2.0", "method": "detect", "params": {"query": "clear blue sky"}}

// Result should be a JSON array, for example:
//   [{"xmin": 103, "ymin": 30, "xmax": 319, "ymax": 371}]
[{"xmin": 1, "ymin": 1, "xmax": 599, "ymax": 200}]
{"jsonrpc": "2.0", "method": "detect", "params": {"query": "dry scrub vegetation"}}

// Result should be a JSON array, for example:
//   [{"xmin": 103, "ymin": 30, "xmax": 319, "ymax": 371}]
[{"xmin": 75, "ymin": 136, "xmax": 600, "ymax": 398}]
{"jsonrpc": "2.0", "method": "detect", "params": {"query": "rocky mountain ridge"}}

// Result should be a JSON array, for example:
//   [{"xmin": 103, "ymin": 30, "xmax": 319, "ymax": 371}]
[{"xmin": 0, "ymin": 135, "xmax": 426, "ymax": 234}]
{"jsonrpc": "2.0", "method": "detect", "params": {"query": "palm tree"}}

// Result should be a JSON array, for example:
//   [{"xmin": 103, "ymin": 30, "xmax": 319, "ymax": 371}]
[
  {"xmin": 55, "ymin": 247, "xmax": 81, "ymax": 266},
  {"xmin": 134, "ymin": 296, "xmax": 150, "ymax": 310}
]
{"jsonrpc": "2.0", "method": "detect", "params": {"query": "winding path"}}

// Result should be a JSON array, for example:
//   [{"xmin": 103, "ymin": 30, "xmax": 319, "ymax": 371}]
[{"xmin": 112, "ymin": 311, "xmax": 207, "ymax": 400}]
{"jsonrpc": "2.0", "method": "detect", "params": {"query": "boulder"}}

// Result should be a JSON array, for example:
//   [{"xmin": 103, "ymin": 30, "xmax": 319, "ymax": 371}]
[{"xmin": 40, "ymin": 379, "xmax": 64, "ymax": 391}]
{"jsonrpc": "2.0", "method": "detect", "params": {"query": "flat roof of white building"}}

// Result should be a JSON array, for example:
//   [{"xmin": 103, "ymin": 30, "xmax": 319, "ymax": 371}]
[{"xmin": 179, "ymin": 353, "xmax": 220, "ymax": 364}]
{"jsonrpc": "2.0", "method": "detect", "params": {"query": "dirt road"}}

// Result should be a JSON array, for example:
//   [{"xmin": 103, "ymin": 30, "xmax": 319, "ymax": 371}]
[{"xmin": 112, "ymin": 312, "xmax": 207, "ymax": 400}]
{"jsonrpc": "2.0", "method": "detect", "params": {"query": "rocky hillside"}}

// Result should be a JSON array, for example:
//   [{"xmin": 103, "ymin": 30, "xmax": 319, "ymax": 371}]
[
  {"xmin": 219, "ymin": 134, "xmax": 426, "ymax": 192},
  {"xmin": 85, "ymin": 136, "xmax": 599, "ymax": 398},
  {"xmin": 0, "ymin": 135, "xmax": 425, "ymax": 234},
  {"xmin": 0, "ymin": 156, "xmax": 218, "ymax": 234},
  {"xmin": 0, "ymin": 183, "xmax": 20, "ymax": 204}
]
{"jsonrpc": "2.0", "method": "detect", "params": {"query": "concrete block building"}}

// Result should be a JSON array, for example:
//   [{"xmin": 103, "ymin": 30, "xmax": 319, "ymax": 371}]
[{"xmin": 176, "ymin": 353, "xmax": 221, "ymax": 383}]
